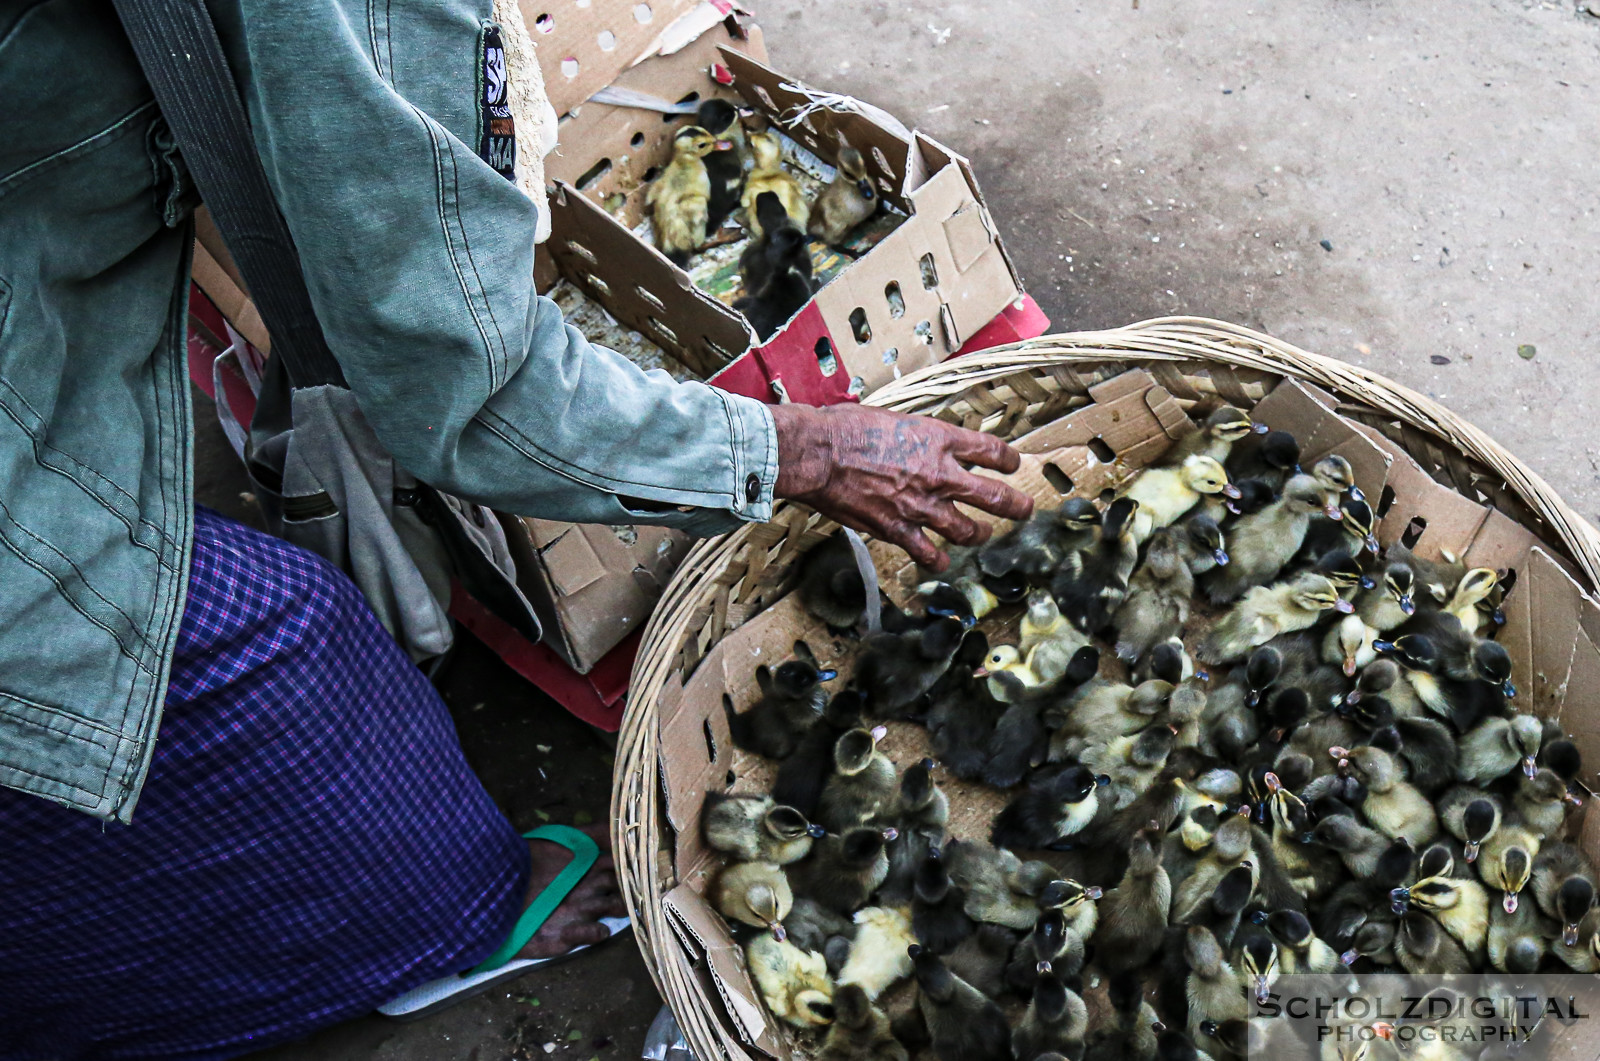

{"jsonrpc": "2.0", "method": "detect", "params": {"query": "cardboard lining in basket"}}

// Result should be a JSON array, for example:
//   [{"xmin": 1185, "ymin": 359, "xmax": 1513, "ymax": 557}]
[{"xmin": 653, "ymin": 367, "xmax": 1600, "ymax": 1060}]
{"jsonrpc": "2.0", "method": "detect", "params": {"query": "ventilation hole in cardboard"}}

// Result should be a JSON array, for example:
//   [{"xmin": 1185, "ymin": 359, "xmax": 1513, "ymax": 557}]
[
  {"xmin": 586, "ymin": 274, "xmax": 612, "ymax": 297},
  {"xmin": 1043, "ymin": 463, "xmax": 1075, "ymax": 495},
  {"xmin": 705, "ymin": 714, "xmax": 720, "ymax": 763},
  {"xmin": 919, "ymin": 253, "xmax": 940, "ymax": 289},
  {"xmin": 848, "ymin": 376, "xmax": 867, "ymax": 397},
  {"xmin": 1377, "ymin": 484, "xmax": 1397, "ymax": 518},
  {"xmin": 871, "ymin": 146, "xmax": 894, "ymax": 177},
  {"xmin": 633, "ymin": 2, "xmax": 653, "ymax": 23},
  {"xmin": 815, "ymin": 336, "xmax": 839, "ymax": 376},
  {"xmin": 534, "ymin": 12, "xmax": 554, "ymax": 32},
  {"xmin": 597, "ymin": 29, "xmax": 617, "ymax": 50},
  {"xmin": 575, "ymin": 157, "xmax": 612, "ymax": 190},
  {"xmin": 635, "ymin": 285, "xmax": 665, "ymax": 311},
  {"xmin": 1402, "ymin": 516, "xmax": 1427, "ymax": 549},
  {"xmin": 913, "ymin": 320, "xmax": 934, "ymax": 345},
  {"xmin": 560, "ymin": 56, "xmax": 580, "ymax": 79},
  {"xmin": 849, "ymin": 308, "xmax": 872, "ymax": 345},
  {"xmin": 1099, "ymin": 487, "xmax": 1117, "ymax": 506},
  {"xmin": 631, "ymin": 131, "xmax": 646, "ymax": 148},
  {"xmin": 755, "ymin": 85, "xmax": 776, "ymax": 110},
  {"xmin": 725, "ymin": 769, "xmax": 737, "ymax": 787},
  {"xmin": 881, "ymin": 347, "xmax": 899, "ymax": 365},
  {"xmin": 566, "ymin": 240, "xmax": 597, "ymax": 263},
  {"xmin": 885, "ymin": 281, "xmax": 906, "ymax": 319},
  {"xmin": 641, "ymin": 165, "xmax": 662, "ymax": 183},
  {"xmin": 650, "ymin": 317, "xmax": 679, "ymax": 345},
  {"xmin": 1088, "ymin": 437, "xmax": 1117, "ymax": 463}
]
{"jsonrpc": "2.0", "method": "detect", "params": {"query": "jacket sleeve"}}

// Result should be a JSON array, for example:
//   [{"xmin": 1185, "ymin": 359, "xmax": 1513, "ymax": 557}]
[{"xmin": 209, "ymin": 0, "xmax": 776, "ymax": 535}]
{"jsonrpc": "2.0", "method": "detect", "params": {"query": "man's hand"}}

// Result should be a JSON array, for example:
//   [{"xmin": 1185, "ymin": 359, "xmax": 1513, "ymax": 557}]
[{"xmin": 770, "ymin": 403, "xmax": 1034, "ymax": 571}]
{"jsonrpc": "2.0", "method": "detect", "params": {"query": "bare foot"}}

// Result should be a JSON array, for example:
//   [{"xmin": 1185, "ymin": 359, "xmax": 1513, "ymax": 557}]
[{"xmin": 515, "ymin": 823, "xmax": 629, "ymax": 960}]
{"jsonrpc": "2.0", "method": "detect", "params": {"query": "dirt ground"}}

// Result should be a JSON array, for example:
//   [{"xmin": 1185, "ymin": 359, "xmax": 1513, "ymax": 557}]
[{"xmin": 213, "ymin": 0, "xmax": 1600, "ymax": 1057}]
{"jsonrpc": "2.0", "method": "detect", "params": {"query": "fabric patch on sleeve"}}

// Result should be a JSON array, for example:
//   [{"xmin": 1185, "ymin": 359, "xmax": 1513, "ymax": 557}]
[{"xmin": 477, "ymin": 22, "xmax": 517, "ymax": 181}]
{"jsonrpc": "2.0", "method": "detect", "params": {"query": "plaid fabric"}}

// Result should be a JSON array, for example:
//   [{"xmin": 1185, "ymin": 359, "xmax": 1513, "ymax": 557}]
[{"xmin": 0, "ymin": 507, "xmax": 531, "ymax": 1061}]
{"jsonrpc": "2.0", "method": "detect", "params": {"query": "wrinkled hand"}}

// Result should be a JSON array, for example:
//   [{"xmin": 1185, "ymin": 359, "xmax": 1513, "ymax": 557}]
[{"xmin": 770, "ymin": 403, "xmax": 1034, "ymax": 571}]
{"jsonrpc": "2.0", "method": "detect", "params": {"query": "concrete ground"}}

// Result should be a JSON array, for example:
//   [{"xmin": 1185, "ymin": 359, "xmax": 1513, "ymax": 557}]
[{"xmin": 212, "ymin": 0, "xmax": 1599, "ymax": 1057}]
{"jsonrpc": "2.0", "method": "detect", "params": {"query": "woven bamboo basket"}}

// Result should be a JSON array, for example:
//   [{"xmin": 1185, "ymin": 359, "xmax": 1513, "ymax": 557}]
[{"xmin": 612, "ymin": 316, "xmax": 1600, "ymax": 1061}]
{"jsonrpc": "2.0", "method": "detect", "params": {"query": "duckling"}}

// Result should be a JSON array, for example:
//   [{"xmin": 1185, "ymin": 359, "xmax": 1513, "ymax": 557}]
[
  {"xmin": 1014, "ymin": 965, "xmax": 1090, "ymax": 1061},
  {"xmin": 1084, "ymin": 971, "xmax": 1163, "ymax": 1061},
  {"xmin": 1198, "ymin": 573, "xmax": 1351, "ymax": 665},
  {"xmin": 1369, "ymin": 717, "xmax": 1457, "ymax": 797},
  {"xmin": 1511, "ymin": 767, "xmax": 1574, "ymax": 840},
  {"xmin": 1314, "ymin": 813, "xmax": 1392, "ymax": 879},
  {"xmin": 991, "ymin": 763, "xmax": 1106, "ymax": 850},
  {"xmin": 1486, "ymin": 887, "xmax": 1551, "ymax": 973},
  {"xmin": 1092, "ymin": 831, "xmax": 1173, "ymax": 974},
  {"xmin": 1020, "ymin": 589, "xmax": 1081, "ymax": 656},
  {"xmin": 1392, "ymin": 874, "xmax": 1489, "ymax": 964},
  {"xmin": 942, "ymin": 840, "xmax": 1050, "ymax": 930},
  {"xmin": 1323, "ymin": 613, "xmax": 1379, "ymax": 679},
  {"xmin": 1539, "ymin": 735, "xmax": 1587, "ymax": 800},
  {"xmin": 854, "ymin": 616, "xmax": 968, "ymax": 719},
  {"xmin": 723, "ymin": 643, "xmax": 836, "ymax": 758},
  {"xmin": 1084, "ymin": 725, "xmax": 1178, "ymax": 812},
  {"xmin": 808, "ymin": 145, "xmax": 877, "ymax": 246},
  {"xmin": 817, "ymin": 726, "xmax": 897, "ymax": 832},
  {"xmin": 1442, "ymin": 568, "xmax": 1498, "ymax": 635},
  {"xmin": 702, "ymin": 792, "xmax": 824, "ymax": 864},
  {"xmin": 982, "ymin": 498, "xmax": 1102, "ymax": 584},
  {"xmin": 1135, "ymin": 637, "xmax": 1196, "ymax": 686},
  {"xmin": 713, "ymin": 861, "xmax": 793, "ymax": 939},
  {"xmin": 983, "ymin": 646, "xmax": 1100, "ymax": 789},
  {"xmin": 1005, "ymin": 908, "xmax": 1081, "ymax": 992},
  {"xmin": 783, "ymin": 896, "xmax": 855, "ymax": 960},
  {"xmin": 1392, "ymin": 909, "xmax": 1472, "ymax": 974},
  {"xmin": 695, "ymin": 99, "xmax": 746, "ymax": 233},
  {"xmin": 1123, "ymin": 456, "xmax": 1238, "ymax": 544},
  {"xmin": 926, "ymin": 635, "xmax": 1004, "ymax": 780},
  {"xmin": 791, "ymin": 826, "xmax": 896, "ymax": 915},
  {"xmin": 647, "ymin": 125, "xmax": 726, "ymax": 265},
  {"xmin": 797, "ymin": 530, "xmax": 869, "ymax": 632},
  {"xmin": 1297, "ymin": 494, "xmax": 1380, "ymax": 567},
  {"xmin": 1226, "ymin": 427, "xmax": 1300, "ymax": 493},
  {"xmin": 1024, "ymin": 620, "xmax": 1096, "ymax": 690},
  {"xmin": 907, "ymin": 944, "xmax": 1013, "ymax": 1061},
  {"xmin": 1437, "ymin": 787, "xmax": 1500, "ymax": 864},
  {"xmin": 1203, "ymin": 475, "xmax": 1332, "ymax": 603},
  {"xmin": 1054, "ymin": 497, "xmax": 1142, "ymax": 634},
  {"xmin": 740, "ymin": 130, "xmax": 809, "ymax": 236},
  {"xmin": 1455, "ymin": 713, "xmax": 1543, "ymax": 786},
  {"xmin": 1384, "ymin": 538, "xmax": 1465, "ymax": 607},
  {"xmin": 1344, "ymin": 744, "xmax": 1439, "ymax": 844},
  {"xmin": 1531, "ymin": 842, "xmax": 1598, "ymax": 945},
  {"xmin": 1185, "ymin": 513, "xmax": 1232, "ymax": 576},
  {"xmin": 1173, "ymin": 811, "xmax": 1257, "ymax": 922},
  {"xmin": 837, "ymin": 905, "xmax": 916, "ymax": 1000},
  {"xmin": 912, "ymin": 847, "xmax": 974, "ymax": 954},
  {"xmin": 746, "ymin": 933, "xmax": 835, "ymax": 1028},
  {"xmin": 1113, "ymin": 526, "xmax": 1197, "ymax": 665},
  {"xmin": 1260, "ymin": 771, "xmax": 1344, "ymax": 900},
  {"xmin": 1169, "ymin": 406, "xmax": 1265, "ymax": 465},
  {"xmin": 1183, "ymin": 925, "xmax": 1247, "ymax": 1042},
  {"xmin": 734, "ymin": 192, "xmax": 817, "ymax": 340},
  {"xmin": 942, "ymin": 922, "xmax": 1015, "ymax": 1000},
  {"xmin": 1338, "ymin": 919, "xmax": 1397, "ymax": 968},
  {"xmin": 772, "ymin": 687, "xmax": 865, "ymax": 818},
  {"xmin": 1478, "ymin": 818, "xmax": 1541, "ymax": 913},
  {"xmin": 1355, "ymin": 564, "xmax": 1417, "ymax": 633},
  {"xmin": 1268, "ymin": 909, "xmax": 1342, "ymax": 973},
  {"xmin": 879, "ymin": 758, "xmax": 950, "ymax": 904},
  {"xmin": 1308, "ymin": 455, "xmax": 1357, "ymax": 510},
  {"xmin": 1199, "ymin": 646, "xmax": 1280, "ymax": 759},
  {"xmin": 1053, "ymin": 675, "xmax": 1171, "ymax": 753},
  {"xmin": 1552, "ymin": 908, "xmax": 1600, "ymax": 971},
  {"xmin": 919, "ymin": 556, "xmax": 1025, "ymax": 624},
  {"xmin": 1234, "ymin": 922, "xmax": 1282, "ymax": 1006},
  {"xmin": 818, "ymin": 984, "xmax": 908, "ymax": 1061}
]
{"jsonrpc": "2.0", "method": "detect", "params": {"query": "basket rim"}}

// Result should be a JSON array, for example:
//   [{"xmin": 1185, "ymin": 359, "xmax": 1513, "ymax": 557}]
[{"xmin": 611, "ymin": 315, "xmax": 1600, "ymax": 1061}]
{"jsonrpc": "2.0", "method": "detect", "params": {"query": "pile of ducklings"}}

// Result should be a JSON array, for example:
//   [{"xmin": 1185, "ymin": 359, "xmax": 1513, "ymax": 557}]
[
  {"xmin": 647, "ymin": 100, "xmax": 879, "ymax": 340},
  {"xmin": 707, "ymin": 405, "xmax": 1595, "ymax": 1061}
]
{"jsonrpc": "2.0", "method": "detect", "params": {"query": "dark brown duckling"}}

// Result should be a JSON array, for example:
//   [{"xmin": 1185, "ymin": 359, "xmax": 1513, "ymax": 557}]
[{"xmin": 723, "ymin": 642, "xmax": 836, "ymax": 758}]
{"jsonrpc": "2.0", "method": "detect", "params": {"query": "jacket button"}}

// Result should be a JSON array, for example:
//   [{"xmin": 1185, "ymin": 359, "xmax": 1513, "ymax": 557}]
[{"xmin": 745, "ymin": 474, "xmax": 761, "ymax": 504}]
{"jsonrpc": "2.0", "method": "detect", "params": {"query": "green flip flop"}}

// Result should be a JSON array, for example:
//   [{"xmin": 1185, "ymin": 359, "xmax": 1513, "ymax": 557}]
[{"xmin": 377, "ymin": 824, "xmax": 631, "ymax": 1021}]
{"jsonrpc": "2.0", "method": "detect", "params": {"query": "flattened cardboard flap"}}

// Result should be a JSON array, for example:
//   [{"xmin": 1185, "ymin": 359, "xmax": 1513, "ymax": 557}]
[
  {"xmin": 1009, "ymin": 371, "xmax": 1193, "ymax": 499},
  {"xmin": 942, "ymin": 202, "xmax": 993, "ymax": 273},
  {"xmin": 663, "ymin": 882, "xmax": 784, "ymax": 1057},
  {"xmin": 539, "ymin": 526, "xmax": 609, "ymax": 596}
]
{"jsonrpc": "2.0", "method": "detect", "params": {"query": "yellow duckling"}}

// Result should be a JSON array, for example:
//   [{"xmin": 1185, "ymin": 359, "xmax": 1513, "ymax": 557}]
[
  {"xmin": 808, "ymin": 145, "xmax": 878, "ymax": 246},
  {"xmin": 712, "ymin": 861, "xmax": 792, "ymax": 940},
  {"xmin": 1122, "ymin": 455, "xmax": 1238, "ymax": 543},
  {"xmin": 742, "ymin": 131, "xmax": 810, "ymax": 237},
  {"xmin": 1197, "ymin": 572, "xmax": 1352, "ymax": 665},
  {"xmin": 647, "ymin": 125, "xmax": 730, "ymax": 266},
  {"xmin": 1444, "ymin": 568, "xmax": 1498, "ymax": 636},
  {"xmin": 746, "ymin": 933, "xmax": 835, "ymax": 1029}
]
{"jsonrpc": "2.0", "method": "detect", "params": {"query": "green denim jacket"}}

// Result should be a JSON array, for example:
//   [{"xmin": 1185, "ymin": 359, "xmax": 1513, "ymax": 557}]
[{"xmin": 0, "ymin": 0, "xmax": 777, "ymax": 822}]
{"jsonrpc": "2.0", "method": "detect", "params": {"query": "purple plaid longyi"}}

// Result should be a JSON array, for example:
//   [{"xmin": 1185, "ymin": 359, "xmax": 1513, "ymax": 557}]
[{"xmin": 0, "ymin": 507, "xmax": 531, "ymax": 1060}]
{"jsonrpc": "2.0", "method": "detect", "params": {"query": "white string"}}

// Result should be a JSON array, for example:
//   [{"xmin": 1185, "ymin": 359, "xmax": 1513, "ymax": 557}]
[{"xmin": 776, "ymin": 82, "xmax": 914, "ymax": 142}]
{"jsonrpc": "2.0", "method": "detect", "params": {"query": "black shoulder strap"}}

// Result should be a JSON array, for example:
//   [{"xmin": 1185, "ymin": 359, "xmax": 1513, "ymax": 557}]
[{"xmin": 112, "ymin": 0, "xmax": 347, "ymax": 389}]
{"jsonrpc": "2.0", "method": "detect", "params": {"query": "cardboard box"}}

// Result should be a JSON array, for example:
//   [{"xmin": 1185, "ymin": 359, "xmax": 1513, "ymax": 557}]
[
  {"xmin": 541, "ymin": 39, "xmax": 1035, "ymax": 405},
  {"xmin": 653, "ymin": 368, "xmax": 1600, "ymax": 1059}
]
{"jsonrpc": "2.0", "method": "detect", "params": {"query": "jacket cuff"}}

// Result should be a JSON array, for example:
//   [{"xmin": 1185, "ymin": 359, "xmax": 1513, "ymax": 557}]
[{"xmin": 722, "ymin": 392, "xmax": 778, "ymax": 525}]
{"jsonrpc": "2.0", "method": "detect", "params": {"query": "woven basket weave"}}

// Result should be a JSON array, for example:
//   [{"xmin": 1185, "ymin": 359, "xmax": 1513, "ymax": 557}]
[{"xmin": 611, "ymin": 316, "xmax": 1600, "ymax": 1061}]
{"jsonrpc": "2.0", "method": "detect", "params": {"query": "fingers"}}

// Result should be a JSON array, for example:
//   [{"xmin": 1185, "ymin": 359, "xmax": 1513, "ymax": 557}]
[
  {"xmin": 940, "ymin": 422, "xmax": 1023, "ymax": 474},
  {"xmin": 916, "ymin": 497, "xmax": 988, "ymax": 550},
  {"xmin": 943, "ymin": 469, "xmax": 1035, "ymax": 522},
  {"xmin": 881, "ymin": 519, "xmax": 945, "ymax": 570}
]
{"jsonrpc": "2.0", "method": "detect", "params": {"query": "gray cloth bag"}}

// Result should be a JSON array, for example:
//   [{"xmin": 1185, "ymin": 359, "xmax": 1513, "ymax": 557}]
[{"xmin": 111, "ymin": 0, "xmax": 540, "ymax": 662}]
